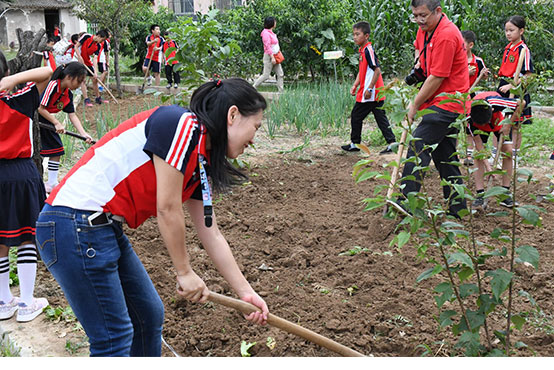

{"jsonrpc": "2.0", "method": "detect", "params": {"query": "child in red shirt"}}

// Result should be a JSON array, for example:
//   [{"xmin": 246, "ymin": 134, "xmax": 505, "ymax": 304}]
[
  {"xmin": 162, "ymin": 31, "xmax": 180, "ymax": 89},
  {"xmin": 341, "ymin": 21, "xmax": 396, "ymax": 154}
]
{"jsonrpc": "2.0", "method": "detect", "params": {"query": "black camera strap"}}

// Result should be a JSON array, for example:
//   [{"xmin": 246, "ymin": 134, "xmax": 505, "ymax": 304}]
[{"xmin": 421, "ymin": 14, "xmax": 444, "ymax": 76}]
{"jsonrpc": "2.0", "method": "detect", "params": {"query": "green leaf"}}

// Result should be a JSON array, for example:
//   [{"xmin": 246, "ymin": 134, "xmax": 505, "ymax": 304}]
[
  {"xmin": 514, "ymin": 341, "xmax": 528, "ymax": 349},
  {"xmin": 518, "ymin": 290, "xmax": 537, "ymax": 306},
  {"xmin": 434, "ymin": 282, "xmax": 453, "ymax": 309},
  {"xmin": 515, "ymin": 245, "xmax": 539, "ymax": 269},
  {"xmin": 459, "ymin": 283, "xmax": 479, "ymax": 299},
  {"xmin": 455, "ymin": 331, "xmax": 481, "ymax": 356},
  {"xmin": 486, "ymin": 211, "xmax": 510, "ymax": 217},
  {"xmin": 485, "ymin": 269, "xmax": 514, "ymax": 300},
  {"xmin": 448, "ymin": 252, "xmax": 474, "ymax": 269},
  {"xmin": 458, "ymin": 267, "xmax": 474, "ymax": 282},
  {"xmin": 439, "ymin": 310, "xmax": 457, "ymax": 328},
  {"xmin": 516, "ymin": 205, "xmax": 542, "ymax": 226},
  {"xmin": 511, "ymin": 314, "xmax": 526, "ymax": 330},
  {"xmin": 483, "ymin": 186, "xmax": 509, "ymax": 198},
  {"xmin": 397, "ymin": 231, "xmax": 410, "ymax": 248},
  {"xmin": 240, "ymin": 341, "xmax": 256, "ymax": 357},
  {"xmin": 416, "ymin": 265, "xmax": 442, "ymax": 283}
]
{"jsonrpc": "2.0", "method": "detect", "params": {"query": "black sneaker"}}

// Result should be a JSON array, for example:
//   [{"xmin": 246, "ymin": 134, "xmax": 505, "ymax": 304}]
[
  {"xmin": 472, "ymin": 196, "xmax": 484, "ymax": 209},
  {"xmin": 463, "ymin": 156, "xmax": 474, "ymax": 166},
  {"xmin": 500, "ymin": 196, "xmax": 518, "ymax": 208},
  {"xmin": 379, "ymin": 145, "xmax": 394, "ymax": 155},
  {"xmin": 386, "ymin": 198, "xmax": 411, "ymax": 217},
  {"xmin": 95, "ymin": 96, "xmax": 102, "ymax": 105},
  {"xmin": 341, "ymin": 143, "xmax": 360, "ymax": 152}
]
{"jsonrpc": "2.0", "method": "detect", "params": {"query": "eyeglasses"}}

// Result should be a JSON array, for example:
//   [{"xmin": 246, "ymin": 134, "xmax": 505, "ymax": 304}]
[{"xmin": 409, "ymin": 9, "xmax": 435, "ymax": 23}]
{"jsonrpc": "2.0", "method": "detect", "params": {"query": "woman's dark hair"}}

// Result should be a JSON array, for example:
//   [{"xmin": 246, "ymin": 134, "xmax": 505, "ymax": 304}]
[
  {"xmin": 190, "ymin": 78, "xmax": 267, "ymax": 193},
  {"xmin": 51, "ymin": 62, "xmax": 86, "ymax": 82},
  {"xmin": 0, "ymin": 50, "xmax": 8, "ymax": 80},
  {"xmin": 263, "ymin": 17, "xmax": 275, "ymax": 29}
]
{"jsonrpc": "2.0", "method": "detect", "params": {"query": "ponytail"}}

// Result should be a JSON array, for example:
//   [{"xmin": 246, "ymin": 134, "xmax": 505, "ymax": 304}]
[
  {"xmin": 51, "ymin": 61, "xmax": 86, "ymax": 82},
  {"xmin": 189, "ymin": 78, "xmax": 267, "ymax": 193}
]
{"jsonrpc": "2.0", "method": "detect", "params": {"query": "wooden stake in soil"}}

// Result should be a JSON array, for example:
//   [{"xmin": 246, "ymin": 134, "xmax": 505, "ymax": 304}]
[
  {"xmin": 208, "ymin": 291, "xmax": 365, "ymax": 357},
  {"xmin": 383, "ymin": 127, "xmax": 408, "ymax": 216}
]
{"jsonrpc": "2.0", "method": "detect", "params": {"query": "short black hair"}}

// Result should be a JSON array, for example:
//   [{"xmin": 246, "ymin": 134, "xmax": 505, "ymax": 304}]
[
  {"xmin": 263, "ymin": 17, "xmax": 275, "ymax": 29},
  {"xmin": 164, "ymin": 31, "xmax": 169, "ymax": 36},
  {"xmin": 411, "ymin": 0, "xmax": 441, "ymax": 11},
  {"xmin": 96, "ymin": 29, "xmax": 109, "ymax": 39},
  {"xmin": 470, "ymin": 102, "xmax": 493, "ymax": 125},
  {"xmin": 461, "ymin": 30, "xmax": 476, "ymax": 44},
  {"xmin": 150, "ymin": 24, "xmax": 160, "ymax": 32},
  {"xmin": 71, "ymin": 33, "xmax": 79, "ymax": 43},
  {"xmin": 353, "ymin": 21, "xmax": 371, "ymax": 35}
]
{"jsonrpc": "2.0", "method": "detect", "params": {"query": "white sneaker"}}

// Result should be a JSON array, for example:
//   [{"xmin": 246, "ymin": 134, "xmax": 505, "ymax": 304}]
[
  {"xmin": 147, "ymin": 76, "xmax": 152, "ymax": 86},
  {"xmin": 16, "ymin": 297, "xmax": 48, "ymax": 322},
  {"xmin": 174, "ymin": 83, "xmax": 178, "ymax": 89},
  {"xmin": 0, "ymin": 297, "xmax": 21, "ymax": 320}
]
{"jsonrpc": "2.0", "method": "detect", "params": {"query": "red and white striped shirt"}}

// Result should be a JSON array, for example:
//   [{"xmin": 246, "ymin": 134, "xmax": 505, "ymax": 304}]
[
  {"xmin": 47, "ymin": 105, "xmax": 209, "ymax": 228},
  {"xmin": 0, "ymin": 83, "xmax": 39, "ymax": 159}
]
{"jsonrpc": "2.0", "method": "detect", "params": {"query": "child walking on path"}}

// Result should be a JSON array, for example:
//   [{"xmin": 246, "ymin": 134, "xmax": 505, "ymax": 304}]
[
  {"xmin": 163, "ymin": 31, "xmax": 180, "ymax": 89},
  {"xmin": 38, "ymin": 62, "xmax": 93, "ymax": 194},
  {"xmin": 496, "ymin": 15, "xmax": 533, "ymax": 158},
  {"xmin": 341, "ymin": 21, "xmax": 396, "ymax": 154},
  {"xmin": 0, "ymin": 57, "xmax": 52, "ymax": 323},
  {"xmin": 36, "ymin": 78, "xmax": 269, "ymax": 356}
]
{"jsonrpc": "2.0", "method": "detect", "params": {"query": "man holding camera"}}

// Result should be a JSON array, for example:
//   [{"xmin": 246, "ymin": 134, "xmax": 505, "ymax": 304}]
[{"xmin": 390, "ymin": 0, "xmax": 469, "ymax": 218}]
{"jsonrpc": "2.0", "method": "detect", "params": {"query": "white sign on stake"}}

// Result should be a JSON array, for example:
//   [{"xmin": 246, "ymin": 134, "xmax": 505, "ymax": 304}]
[{"xmin": 323, "ymin": 50, "xmax": 343, "ymax": 60}]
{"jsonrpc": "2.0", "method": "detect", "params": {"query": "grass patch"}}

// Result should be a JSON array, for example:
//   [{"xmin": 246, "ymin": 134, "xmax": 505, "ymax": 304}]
[
  {"xmin": 266, "ymin": 81, "xmax": 353, "ymax": 138},
  {"xmin": 519, "ymin": 117, "xmax": 554, "ymax": 166},
  {"xmin": 0, "ymin": 332, "xmax": 21, "ymax": 357}
]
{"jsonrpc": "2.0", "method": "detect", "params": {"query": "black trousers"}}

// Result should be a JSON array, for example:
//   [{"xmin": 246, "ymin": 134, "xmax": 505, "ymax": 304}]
[
  {"xmin": 165, "ymin": 65, "xmax": 181, "ymax": 85},
  {"xmin": 350, "ymin": 101, "xmax": 396, "ymax": 144},
  {"xmin": 400, "ymin": 106, "xmax": 467, "ymax": 215}
]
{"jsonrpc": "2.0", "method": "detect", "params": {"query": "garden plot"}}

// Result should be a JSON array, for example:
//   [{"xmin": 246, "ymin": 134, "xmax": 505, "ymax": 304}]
[{"xmin": 34, "ymin": 128, "xmax": 554, "ymax": 357}]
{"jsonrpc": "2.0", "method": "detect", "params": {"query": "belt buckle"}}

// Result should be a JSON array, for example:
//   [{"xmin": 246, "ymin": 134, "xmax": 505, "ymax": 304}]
[{"xmin": 87, "ymin": 211, "xmax": 104, "ymax": 226}]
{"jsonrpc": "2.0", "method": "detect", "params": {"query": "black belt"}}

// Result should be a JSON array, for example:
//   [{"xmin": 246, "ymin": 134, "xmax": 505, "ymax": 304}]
[{"xmin": 87, "ymin": 212, "xmax": 125, "ymax": 226}]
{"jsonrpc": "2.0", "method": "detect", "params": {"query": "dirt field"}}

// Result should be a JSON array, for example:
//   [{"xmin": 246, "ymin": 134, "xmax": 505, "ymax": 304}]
[{"xmin": 22, "ymin": 94, "xmax": 554, "ymax": 357}]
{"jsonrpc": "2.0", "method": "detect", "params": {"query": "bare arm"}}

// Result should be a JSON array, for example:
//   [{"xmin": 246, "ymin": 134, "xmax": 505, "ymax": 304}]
[
  {"xmin": 408, "ymin": 74, "xmax": 445, "ymax": 122},
  {"xmin": 37, "ymin": 105, "xmax": 65, "ymax": 133},
  {"xmin": 68, "ymin": 112, "xmax": 92, "ymax": 143},
  {"xmin": 153, "ymin": 155, "xmax": 208, "ymax": 304},
  {"xmin": 185, "ymin": 198, "xmax": 268, "ymax": 325},
  {"xmin": 0, "ymin": 67, "xmax": 52, "ymax": 95}
]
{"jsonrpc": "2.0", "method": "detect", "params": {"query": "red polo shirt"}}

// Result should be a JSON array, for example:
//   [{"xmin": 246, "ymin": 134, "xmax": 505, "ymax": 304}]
[
  {"xmin": 356, "ymin": 42, "xmax": 385, "ymax": 103},
  {"xmin": 498, "ymin": 40, "xmax": 533, "ymax": 78},
  {"xmin": 414, "ymin": 14, "xmax": 469, "ymax": 113}
]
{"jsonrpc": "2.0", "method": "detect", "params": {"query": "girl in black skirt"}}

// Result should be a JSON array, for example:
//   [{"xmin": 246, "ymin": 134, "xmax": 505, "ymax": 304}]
[
  {"xmin": 38, "ymin": 62, "xmax": 92, "ymax": 193},
  {"xmin": 0, "ymin": 53, "xmax": 52, "ymax": 322}
]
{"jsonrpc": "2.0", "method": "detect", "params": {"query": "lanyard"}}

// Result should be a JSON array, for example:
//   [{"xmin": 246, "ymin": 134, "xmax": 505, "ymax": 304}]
[
  {"xmin": 421, "ymin": 14, "xmax": 443, "ymax": 76},
  {"xmin": 198, "ymin": 152, "xmax": 212, "ymax": 227}
]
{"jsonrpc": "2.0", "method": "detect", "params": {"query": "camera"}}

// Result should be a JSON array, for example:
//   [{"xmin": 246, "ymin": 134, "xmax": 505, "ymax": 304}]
[{"xmin": 405, "ymin": 67, "xmax": 426, "ymax": 86}]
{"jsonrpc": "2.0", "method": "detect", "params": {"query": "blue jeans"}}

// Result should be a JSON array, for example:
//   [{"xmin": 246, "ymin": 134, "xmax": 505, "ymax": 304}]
[{"xmin": 35, "ymin": 204, "xmax": 164, "ymax": 356}]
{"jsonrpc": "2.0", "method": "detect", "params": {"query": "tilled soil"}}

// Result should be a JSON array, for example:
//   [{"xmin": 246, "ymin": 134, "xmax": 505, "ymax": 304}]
[{"xmin": 32, "ymin": 97, "xmax": 554, "ymax": 357}]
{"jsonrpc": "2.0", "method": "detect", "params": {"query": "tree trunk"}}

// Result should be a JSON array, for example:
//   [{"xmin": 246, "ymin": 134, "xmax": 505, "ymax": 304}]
[
  {"xmin": 7, "ymin": 28, "xmax": 47, "ymax": 176},
  {"xmin": 113, "ymin": 36, "xmax": 123, "ymax": 98}
]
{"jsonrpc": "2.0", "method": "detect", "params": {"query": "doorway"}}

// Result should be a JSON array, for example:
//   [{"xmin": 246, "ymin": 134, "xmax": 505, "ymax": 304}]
[{"xmin": 44, "ymin": 9, "xmax": 60, "ymax": 38}]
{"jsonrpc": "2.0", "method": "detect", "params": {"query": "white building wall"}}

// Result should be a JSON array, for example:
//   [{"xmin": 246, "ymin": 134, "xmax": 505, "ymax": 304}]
[
  {"xmin": 59, "ymin": 9, "xmax": 86, "ymax": 39},
  {"xmin": 4, "ymin": 9, "xmax": 44, "ymax": 46}
]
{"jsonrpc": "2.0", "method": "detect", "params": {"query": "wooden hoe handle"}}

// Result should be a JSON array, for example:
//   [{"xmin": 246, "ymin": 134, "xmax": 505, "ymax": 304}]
[
  {"xmin": 208, "ymin": 291, "xmax": 365, "ymax": 357},
  {"xmin": 38, "ymin": 122, "xmax": 96, "ymax": 144},
  {"xmin": 83, "ymin": 64, "xmax": 119, "ymax": 104}
]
